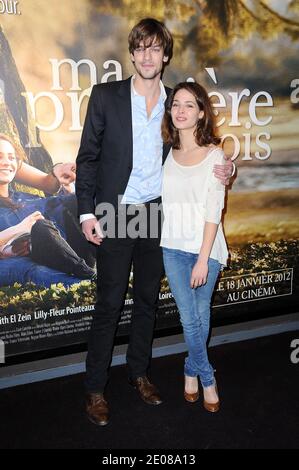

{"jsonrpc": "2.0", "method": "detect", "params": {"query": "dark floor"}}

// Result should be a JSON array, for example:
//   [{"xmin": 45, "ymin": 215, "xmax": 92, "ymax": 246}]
[{"xmin": 0, "ymin": 330, "xmax": 298, "ymax": 449}]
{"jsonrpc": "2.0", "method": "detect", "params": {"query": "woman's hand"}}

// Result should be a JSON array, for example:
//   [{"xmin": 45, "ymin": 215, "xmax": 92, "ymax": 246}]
[
  {"xmin": 0, "ymin": 212, "xmax": 44, "ymax": 258},
  {"xmin": 18, "ymin": 211, "xmax": 44, "ymax": 233},
  {"xmin": 0, "ymin": 238, "xmax": 31, "ymax": 258},
  {"xmin": 190, "ymin": 259, "xmax": 209, "ymax": 288}
]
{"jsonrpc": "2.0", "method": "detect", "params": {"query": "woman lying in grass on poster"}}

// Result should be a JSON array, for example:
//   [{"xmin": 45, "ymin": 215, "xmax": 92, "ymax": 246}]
[{"xmin": 0, "ymin": 134, "xmax": 96, "ymax": 287}]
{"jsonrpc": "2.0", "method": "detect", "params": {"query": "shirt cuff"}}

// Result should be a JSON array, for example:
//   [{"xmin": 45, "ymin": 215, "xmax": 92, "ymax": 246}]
[{"xmin": 80, "ymin": 213, "xmax": 97, "ymax": 224}]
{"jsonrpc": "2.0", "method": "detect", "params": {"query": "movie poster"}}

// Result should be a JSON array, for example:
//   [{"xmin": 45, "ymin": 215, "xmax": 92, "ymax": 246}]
[{"xmin": 0, "ymin": 0, "xmax": 298, "ymax": 359}]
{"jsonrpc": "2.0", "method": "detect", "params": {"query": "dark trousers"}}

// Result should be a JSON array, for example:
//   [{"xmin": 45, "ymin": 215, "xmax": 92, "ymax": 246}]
[
  {"xmin": 31, "ymin": 207, "xmax": 96, "ymax": 278},
  {"xmin": 85, "ymin": 199, "xmax": 164, "ymax": 393}
]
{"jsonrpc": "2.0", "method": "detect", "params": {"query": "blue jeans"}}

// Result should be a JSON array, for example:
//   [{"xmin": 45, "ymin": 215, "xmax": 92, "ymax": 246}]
[
  {"xmin": 0, "ymin": 257, "xmax": 82, "ymax": 288},
  {"xmin": 163, "ymin": 248, "xmax": 221, "ymax": 388}
]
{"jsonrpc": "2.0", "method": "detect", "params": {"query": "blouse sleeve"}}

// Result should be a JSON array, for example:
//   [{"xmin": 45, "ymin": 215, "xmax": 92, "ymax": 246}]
[{"xmin": 205, "ymin": 150, "xmax": 226, "ymax": 225}]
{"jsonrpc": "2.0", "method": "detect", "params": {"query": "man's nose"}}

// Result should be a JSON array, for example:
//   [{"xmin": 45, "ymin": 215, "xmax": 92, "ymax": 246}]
[{"xmin": 144, "ymin": 47, "xmax": 151, "ymax": 59}]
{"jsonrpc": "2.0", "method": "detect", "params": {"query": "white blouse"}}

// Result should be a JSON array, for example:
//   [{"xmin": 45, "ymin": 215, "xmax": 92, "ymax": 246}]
[{"xmin": 160, "ymin": 147, "xmax": 228, "ymax": 266}]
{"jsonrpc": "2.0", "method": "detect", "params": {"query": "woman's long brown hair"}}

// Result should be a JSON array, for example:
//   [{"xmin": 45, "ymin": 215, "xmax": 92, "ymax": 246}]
[{"xmin": 162, "ymin": 81, "xmax": 221, "ymax": 149}]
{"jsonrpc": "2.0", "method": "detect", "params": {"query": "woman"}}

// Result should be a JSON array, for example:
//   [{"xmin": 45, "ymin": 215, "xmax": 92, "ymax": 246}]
[
  {"xmin": 161, "ymin": 82, "xmax": 228, "ymax": 412},
  {"xmin": 0, "ymin": 134, "xmax": 96, "ymax": 286}
]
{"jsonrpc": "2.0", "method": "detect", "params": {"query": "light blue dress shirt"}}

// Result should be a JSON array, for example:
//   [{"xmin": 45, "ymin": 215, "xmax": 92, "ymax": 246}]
[{"xmin": 121, "ymin": 76, "xmax": 167, "ymax": 204}]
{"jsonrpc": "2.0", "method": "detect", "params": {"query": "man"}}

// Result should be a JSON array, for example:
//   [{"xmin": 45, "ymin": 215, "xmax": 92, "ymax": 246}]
[{"xmin": 76, "ymin": 18, "xmax": 233, "ymax": 426}]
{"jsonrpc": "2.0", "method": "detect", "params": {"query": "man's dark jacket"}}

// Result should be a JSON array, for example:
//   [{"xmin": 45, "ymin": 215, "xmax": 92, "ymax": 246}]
[{"xmin": 76, "ymin": 77, "xmax": 172, "ymax": 216}]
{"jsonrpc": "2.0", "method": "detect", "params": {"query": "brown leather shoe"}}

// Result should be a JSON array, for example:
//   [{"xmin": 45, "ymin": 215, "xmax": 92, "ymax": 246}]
[
  {"xmin": 129, "ymin": 376, "xmax": 163, "ymax": 405},
  {"xmin": 184, "ymin": 390, "xmax": 199, "ymax": 403},
  {"xmin": 184, "ymin": 375, "xmax": 199, "ymax": 403},
  {"xmin": 86, "ymin": 392, "xmax": 109, "ymax": 426},
  {"xmin": 203, "ymin": 383, "xmax": 220, "ymax": 413}
]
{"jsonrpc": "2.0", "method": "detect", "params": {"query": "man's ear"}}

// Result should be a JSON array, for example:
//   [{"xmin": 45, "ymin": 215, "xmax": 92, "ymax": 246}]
[
  {"xmin": 130, "ymin": 53, "xmax": 135, "ymax": 63},
  {"xmin": 163, "ymin": 56, "xmax": 168, "ymax": 63}
]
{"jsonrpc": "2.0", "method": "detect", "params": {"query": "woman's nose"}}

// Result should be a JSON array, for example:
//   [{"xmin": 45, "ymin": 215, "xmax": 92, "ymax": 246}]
[{"xmin": 0, "ymin": 158, "xmax": 10, "ymax": 166}]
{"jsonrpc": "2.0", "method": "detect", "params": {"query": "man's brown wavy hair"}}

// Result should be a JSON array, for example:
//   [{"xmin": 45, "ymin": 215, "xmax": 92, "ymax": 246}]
[
  {"xmin": 162, "ymin": 82, "xmax": 221, "ymax": 149},
  {"xmin": 128, "ymin": 18, "xmax": 173, "ymax": 65}
]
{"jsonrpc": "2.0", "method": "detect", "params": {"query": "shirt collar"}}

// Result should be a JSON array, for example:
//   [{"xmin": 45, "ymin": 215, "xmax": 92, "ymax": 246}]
[{"xmin": 131, "ymin": 75, "xmax": 167, "ymax": 103}]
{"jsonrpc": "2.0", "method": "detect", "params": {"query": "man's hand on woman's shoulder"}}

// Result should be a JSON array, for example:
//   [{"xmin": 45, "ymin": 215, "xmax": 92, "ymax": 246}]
[{"xmin": 213, "ymin": 156, "xmax": 235, "ymax": 186}]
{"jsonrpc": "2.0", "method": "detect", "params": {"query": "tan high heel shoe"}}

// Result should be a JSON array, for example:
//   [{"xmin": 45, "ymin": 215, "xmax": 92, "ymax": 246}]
[
  {"xmin": 203, "ymin": 381, "xmax": 220, "ymax": 413},
  {"xmin": 184, "ymin": 376, "xmax": 199, "ymax": 403}
]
